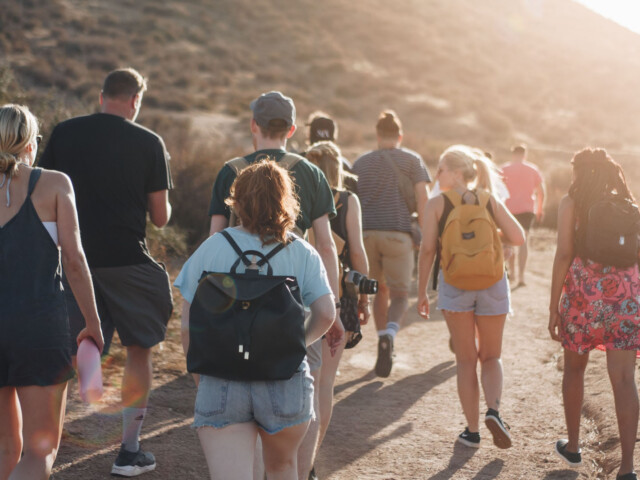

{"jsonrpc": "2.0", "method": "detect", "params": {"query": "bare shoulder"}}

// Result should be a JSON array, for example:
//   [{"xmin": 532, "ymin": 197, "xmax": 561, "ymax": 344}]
[
  {"xmin": 347, "ymin": 192, "xmax": 361, "ymax": 208},
  {"xmin": 38, "ymin": 169, "xmax": 73, "ymax": 194},
  {"xmin": 426, "ymin": 194, "xmax": 444, "ymax": 212}
]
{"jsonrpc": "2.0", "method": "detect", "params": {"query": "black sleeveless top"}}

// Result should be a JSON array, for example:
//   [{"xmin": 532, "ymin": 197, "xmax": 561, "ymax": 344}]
[{"xmin": 0, "ymin": 168, "xmax": 71, "ymax": 357}]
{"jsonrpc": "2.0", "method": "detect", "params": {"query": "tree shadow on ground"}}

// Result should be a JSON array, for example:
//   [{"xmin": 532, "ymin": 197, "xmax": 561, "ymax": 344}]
[{"xmin": 318, "ymin": 361, "xmax": 456, "ymax": 477}]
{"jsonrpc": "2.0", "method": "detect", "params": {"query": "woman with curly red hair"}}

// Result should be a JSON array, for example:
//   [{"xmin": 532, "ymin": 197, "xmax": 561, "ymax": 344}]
[{"xmin": 175, "ymin": 160, "xmax": 336, "ymax": 480}]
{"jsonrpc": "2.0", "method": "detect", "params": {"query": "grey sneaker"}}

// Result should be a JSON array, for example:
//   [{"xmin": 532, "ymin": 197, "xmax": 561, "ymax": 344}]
[
  {"xmin": 375, "ymin": 334, "xmax": 393, "ymax": 377},
  {"xmin": 111, "ymin": 444, "xmax": 156, "ymax": 477}
]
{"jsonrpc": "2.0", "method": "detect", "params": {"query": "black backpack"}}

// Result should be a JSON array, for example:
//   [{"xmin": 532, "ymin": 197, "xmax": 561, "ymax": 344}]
[
  {"xmin": 581, "ymin": 196, "xmax": 640, "ymax": 267},
  {"xmin": 187, "ymin": 230, "xmax": 306, "ymax": 381}
]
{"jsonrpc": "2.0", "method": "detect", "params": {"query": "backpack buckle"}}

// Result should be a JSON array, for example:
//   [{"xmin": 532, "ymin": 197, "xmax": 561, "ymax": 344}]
[{"xmin": 241, "ymin": 301, "xmax": 251, "ymax": 310}]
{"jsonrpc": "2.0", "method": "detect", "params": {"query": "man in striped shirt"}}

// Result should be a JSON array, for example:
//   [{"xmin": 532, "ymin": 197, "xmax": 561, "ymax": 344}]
[{"xmin": 353, "ymin": 110, "xmax": 431, "ymax": 377}]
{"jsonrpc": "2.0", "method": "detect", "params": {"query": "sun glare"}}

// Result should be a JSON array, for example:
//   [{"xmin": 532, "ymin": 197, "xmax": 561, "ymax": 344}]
[{"xmin": 575, "ymin": 0, "xmax": 640, "ymax": 35}]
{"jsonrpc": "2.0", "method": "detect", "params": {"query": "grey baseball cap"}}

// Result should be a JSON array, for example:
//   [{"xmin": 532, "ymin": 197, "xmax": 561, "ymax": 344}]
[{"xmin": 250, "ymin": 91, "xmax": 296, "ymax": 128}]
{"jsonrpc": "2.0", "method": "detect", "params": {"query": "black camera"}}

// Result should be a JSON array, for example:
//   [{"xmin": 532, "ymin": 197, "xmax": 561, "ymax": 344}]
[{"xmin": 343, "ymin": 270, "xmax": 378, "ymax": 297}]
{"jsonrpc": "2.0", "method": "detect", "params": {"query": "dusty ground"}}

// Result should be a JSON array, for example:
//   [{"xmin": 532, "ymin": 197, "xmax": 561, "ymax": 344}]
[{"xmin": 53, "ymin": 229, "xmax": 633, "ymax": 479}]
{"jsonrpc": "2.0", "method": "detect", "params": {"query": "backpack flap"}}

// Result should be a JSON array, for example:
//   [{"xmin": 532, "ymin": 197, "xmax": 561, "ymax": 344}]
[
  {"xmin": 584, "ymin": 197, "xmax": 640, "ymax": 267},
  {"xmin": 440, "ymin": 190, "xmax": 504, "ymax": 290},
  {"xmin": 187, "ymin": 272, "xmax": 306, "ymax": 381}
]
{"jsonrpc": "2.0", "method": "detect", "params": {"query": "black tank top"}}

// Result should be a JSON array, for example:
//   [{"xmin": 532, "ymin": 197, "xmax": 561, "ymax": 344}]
[{"xmin": 0, "ymin": 168, "xmax": 67, "ymax": 318}]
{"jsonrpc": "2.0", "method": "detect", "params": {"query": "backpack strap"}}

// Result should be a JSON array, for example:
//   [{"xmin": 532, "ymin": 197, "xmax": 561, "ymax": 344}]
[
  {"xmin": 221, "ymin": 230, "xmax": 296, "ymax": 276},
  {"xmin": 226, "ymin": 157, "xmax": 250, "ymax": 175},
  {"xmin": 432, "ymin": 193, "xmax": 456, "ymax": 290},
  {"xmin": 27, "ymin": 168, "xmax": 43, "ymax": 196},
  {"xmin": 259, "ymin": 235, "xmax": 297, "ymax": 266},
  {"xmin": 278, "ymin": 153, "xmax": 302, "ymax": 170}
]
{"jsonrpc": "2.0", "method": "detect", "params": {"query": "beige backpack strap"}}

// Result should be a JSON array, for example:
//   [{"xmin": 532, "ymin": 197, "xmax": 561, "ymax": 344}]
[
  {"xmin": 278, "ymin": 153, "xmax": 302, "ymax": 170},
  {"xmin": 225, "ymin": 157, "xmax": 250, "ymax": 227},
  {"xmin": 226, "ymin": 157, "xmax": 250, "ymax": 175}
]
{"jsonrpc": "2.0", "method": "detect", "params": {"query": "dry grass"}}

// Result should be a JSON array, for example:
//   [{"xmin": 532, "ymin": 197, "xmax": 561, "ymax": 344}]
[{"xmin": 4, "ymin": 0, "xmax": 640, "ymax": 242}]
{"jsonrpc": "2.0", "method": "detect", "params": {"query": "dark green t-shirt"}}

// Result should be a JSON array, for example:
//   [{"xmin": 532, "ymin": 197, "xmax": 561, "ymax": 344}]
[{"xmin": 208, "ymin": 149, "xmax": 336, "ymax": 234}]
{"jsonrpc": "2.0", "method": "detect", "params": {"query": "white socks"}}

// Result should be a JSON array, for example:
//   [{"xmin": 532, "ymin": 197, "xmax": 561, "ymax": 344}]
[{"xmin": 378, "ymin": 322, "xmax": 400, "ymax": 339}]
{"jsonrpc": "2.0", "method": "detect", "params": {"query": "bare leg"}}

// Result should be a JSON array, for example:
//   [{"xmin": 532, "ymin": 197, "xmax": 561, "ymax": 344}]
[
  {"xmin": 297, "ymin": 369, "xmax": 320, "ymax": 479},
  {"xmin": 198, "ymin": 422, "xmax": 258, "ymax": 479},
  {"xmin": 373, "ymin": 283, "xmax": 389, "ymax": 332},
  {"xmin": 507, "ymin": 253, "xmax": 516, "ymax": 284},
  {"xmin": 0, "ymin": 387, "xmax": 22, "ymax": 480},
  {"xmin": 387, "ymin": 290, "xmax": 409, "ymax": 328},
  {"xmin": 445, "ymin": 310, "xmax": 479, "ymax": 432},
  {"xmin": 606, "ymin": 349, "xmax": 638, "ymax": 476},
  {"xmin": 476, "ymin": 314, "xmax": 507, "ymax": 411},
  {"xmin": 122, "ymin": 345, "xmax": 152, "ymax": 409},
  {"xmin": 517, "ymin": 235, "xmax": 530, "ymax": 285},
  {"xmin": 317, "ymin": 337, "xmax": 346, "ymax": 449},
  {"xmin": 8, "ymin": 383, "xmax": 68, "ymax": 480},
  {"xmin": 261, "ymin": 421, "xmax": 309, "ymax": 480},
  {"xmin": 562, "ymin": 349, "xmax": 589, "ymax": 453}
]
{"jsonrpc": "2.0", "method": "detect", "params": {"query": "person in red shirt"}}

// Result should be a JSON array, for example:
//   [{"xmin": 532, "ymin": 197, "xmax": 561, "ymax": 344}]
[{"xmin": 501, "ymin": 145, "xmax": 545, "ymax": 287}]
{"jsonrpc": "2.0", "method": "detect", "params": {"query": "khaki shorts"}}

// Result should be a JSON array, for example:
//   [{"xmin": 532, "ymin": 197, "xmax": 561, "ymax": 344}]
[{"xmin": 363, "ymin": 230, "xmax": 414, "ymax": 293}]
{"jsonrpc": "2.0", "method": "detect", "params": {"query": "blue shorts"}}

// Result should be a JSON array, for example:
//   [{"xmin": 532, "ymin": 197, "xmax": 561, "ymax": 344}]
[
  {"xmin": 193, "ymin": 361, "xmax": 314, "ymax": 434},
  {"xmin": 437, "ymin": 273, "xmax": 511, "ymax": 316}
]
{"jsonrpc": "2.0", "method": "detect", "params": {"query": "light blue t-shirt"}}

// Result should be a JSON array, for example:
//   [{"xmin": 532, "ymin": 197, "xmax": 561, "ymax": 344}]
[{"xmin": 174, "ymin": 228, "xmax": 332, "ymax": 306}]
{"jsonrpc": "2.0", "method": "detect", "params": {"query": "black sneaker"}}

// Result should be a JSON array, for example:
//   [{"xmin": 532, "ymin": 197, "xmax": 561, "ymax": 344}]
[
  {"xmin": 457, "ymin": 427, "xmax": 480, "ymax": 448},
  {"xmin": 111, "ymin": 444, "xmax": 156, "ymax": 477},
  {"xmin": 375, "ymin": 334, "xmax": 393, "ymax": 377},
  {"xmin": 308, "ymin": 465, "xmax": 319, "ymax": 480},
  {"xmin": 617, "ymin": 473, "xmax": 638, "ymax": 480},
  {"xmin": 554, "ymin": 439, "xmax": 582, "ymax": 467},
  {"xmin": 484, "ymin": 408, "xmax": 512, "ymax": 449}
]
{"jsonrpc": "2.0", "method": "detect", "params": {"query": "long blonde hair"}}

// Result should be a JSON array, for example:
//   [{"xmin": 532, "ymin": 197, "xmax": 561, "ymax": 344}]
[
  {"xmin": 0, "ymin": 104, "xmax": 39, "ymax": 175},
  {"xmin": 306, "ymin": 141, "xmax": 357, "ymax": 190},
  {"xmin": 439, "ymin": 144, "xmax": 502, "ymax": 195}
]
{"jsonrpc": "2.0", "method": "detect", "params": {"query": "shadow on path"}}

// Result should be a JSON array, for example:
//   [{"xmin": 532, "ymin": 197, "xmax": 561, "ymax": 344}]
[
  {"xmin": 318, "ymin": 361, "xmax": 456, "ymax": 477},
  {"xmin": 426, "ymin": 442, "xmax": 478, "ymax": 480},
  {"xmin": 55, "ymin": 373, "xmax": 206, "ymax": 478},
  {"xmin": 333, "ymin": 370, "xmax": 377, "ymax": 395},
  {"xmin": 541, "ymin": 470, "xmax": 579, "ymax": 480}
]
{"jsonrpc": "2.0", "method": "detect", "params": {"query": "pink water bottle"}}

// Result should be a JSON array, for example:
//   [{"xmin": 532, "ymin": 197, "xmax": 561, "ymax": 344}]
[{"xmin": 77, "ymin": 338, "xmax": 103, "ymax": 403}]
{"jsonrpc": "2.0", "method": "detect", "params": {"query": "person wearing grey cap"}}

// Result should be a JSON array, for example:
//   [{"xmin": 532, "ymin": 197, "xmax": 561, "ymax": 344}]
[{"xmin": 205, "ymin": 91, "xmax": 343, "ymax": 479}]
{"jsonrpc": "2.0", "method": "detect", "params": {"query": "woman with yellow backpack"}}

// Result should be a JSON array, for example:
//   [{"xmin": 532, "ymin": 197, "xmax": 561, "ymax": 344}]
[{"xmin": 417, "ymin": 145, "xmax": 525, "ymax": 450}]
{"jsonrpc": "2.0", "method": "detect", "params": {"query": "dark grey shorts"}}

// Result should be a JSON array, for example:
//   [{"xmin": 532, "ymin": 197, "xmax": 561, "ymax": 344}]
[{"xmin": 65, "ymin": 261, "xmax": 173, "ymax": 355}]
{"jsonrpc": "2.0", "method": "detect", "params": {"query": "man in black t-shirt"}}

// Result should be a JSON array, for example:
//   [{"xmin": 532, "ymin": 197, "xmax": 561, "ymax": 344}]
[{"xmin": 40, "ymin": 68, "xmax": 172, "ymax": 477}]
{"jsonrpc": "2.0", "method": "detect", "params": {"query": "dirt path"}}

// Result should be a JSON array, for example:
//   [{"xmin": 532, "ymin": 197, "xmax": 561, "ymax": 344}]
[{"xmin": 53, "ymin": 230, "xmax": 623, "ymax": 479}]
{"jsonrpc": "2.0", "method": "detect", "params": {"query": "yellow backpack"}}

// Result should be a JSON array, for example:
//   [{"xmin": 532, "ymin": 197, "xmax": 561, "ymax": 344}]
[{"xmin": 438, "ymin": 189, "xmax": 504, "ymax": 291}]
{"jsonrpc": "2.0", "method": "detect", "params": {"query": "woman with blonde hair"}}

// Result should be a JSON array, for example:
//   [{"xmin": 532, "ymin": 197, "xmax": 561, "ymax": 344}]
[
  {"xmin": 306, "ymin": 141, "xmax": 371, "ymax": 473},
  {"xmin": 175, "ymin": 160, "xmax": 336, "ymax": 480},
  {"xmin": 0, "ymin": 104, "xmax": 104, "ymax": 479},
  {"xmin": 549, "ymin": 148, "xmax": 640, "ymax": 479},
  {"xmin": 417, "ymin": 145, "xmax": 524, "ymax": 449}
]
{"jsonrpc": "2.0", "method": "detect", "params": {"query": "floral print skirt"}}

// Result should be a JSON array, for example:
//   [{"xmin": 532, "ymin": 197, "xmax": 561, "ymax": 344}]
[{"xmin": 559, "ymin": 257, "xmax": 640, "ymax": 354}]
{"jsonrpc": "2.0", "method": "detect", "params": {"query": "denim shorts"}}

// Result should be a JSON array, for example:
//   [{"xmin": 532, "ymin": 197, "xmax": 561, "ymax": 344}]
[
  {"xmin": 193, "ymin": 360, "xmax": 314, "ymax": 434},
  {"xmin": 437, "ymin": 273, "xmax": 511, "ymax": 316}
]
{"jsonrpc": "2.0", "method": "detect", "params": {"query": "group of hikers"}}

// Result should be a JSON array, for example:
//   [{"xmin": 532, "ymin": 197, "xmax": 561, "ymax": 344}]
[{"xmin": 1, "ymin": 67, "xmax": 639, "ymax": 480}]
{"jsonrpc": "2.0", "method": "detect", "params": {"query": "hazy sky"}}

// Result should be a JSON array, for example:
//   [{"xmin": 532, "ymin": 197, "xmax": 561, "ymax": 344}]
[{"xmin": 575, "ymin": 0, "xmax": 640, "ymax": 34}]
